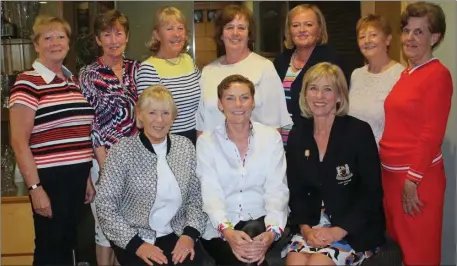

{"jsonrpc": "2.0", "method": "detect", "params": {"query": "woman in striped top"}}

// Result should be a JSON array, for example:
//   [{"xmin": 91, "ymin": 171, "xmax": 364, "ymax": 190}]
[
  {"xmin": 78, "ymin": 10, "xmax": 140, "ymax": 266},
  {"xmin": 136, "ymin": 6, "xmax": 200, "ymax": 144},
  {"xmin": 9, "ymin": 16, "xmax": 95, "ymax": 265}
]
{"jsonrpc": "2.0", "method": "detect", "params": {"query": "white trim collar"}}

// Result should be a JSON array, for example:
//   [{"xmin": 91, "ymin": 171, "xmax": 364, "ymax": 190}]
[
  {"xmin": 408, "ymin": 58, "xmax": 437, "ymax": 74},
  {"xmin": 32, "ymin": 60, "xmax": 73, "ymax": 84}
]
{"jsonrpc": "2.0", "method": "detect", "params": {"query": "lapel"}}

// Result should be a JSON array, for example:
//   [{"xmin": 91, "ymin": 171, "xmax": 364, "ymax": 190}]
[
  {"xmin": 321, "ymin": 116, "xmax": 346, "ymax": 180},
  {"xmin": 291, "ymin": 45, "xmax": 328, "ymax": 88},
  {"xmin": 301, "ymin": 116, "xmax": 346, "ymax": 183},
  {"xmin": 165, "ymin": 137, "xmax": 187, "ymax": 200}
]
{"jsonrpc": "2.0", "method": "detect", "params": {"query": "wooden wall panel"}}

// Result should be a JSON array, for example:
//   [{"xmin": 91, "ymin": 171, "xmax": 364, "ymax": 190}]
[
  {"xmin": 194, "ymin": 1, "xmax": 234, "ymax": 69},
  {"xmin": 1, "ymin": 202, "xmax": 35, "ymax": 255}
]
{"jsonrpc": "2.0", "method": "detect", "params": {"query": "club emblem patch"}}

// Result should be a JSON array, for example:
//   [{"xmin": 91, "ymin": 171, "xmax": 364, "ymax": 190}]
[{"xmin": 336, "ymin": 164, "xmax": 353, "ymax": 181}]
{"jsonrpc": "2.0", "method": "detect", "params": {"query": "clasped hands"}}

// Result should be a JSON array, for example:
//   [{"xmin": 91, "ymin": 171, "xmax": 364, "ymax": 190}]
[
  {"xmin": 136, "ymin": 235, "xmax": 195, "ymax": 265},
  {"xmin": 301, "ymin": 225, "xmax": 347, "ymax": 248},
  {"xmin": 223, "ymin": 229, "xmax": 275, "ymax": 265}
]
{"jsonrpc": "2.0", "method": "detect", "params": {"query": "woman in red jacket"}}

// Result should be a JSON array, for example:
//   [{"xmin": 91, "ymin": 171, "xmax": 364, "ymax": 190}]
[{"xmin": 379, "ymin": 2, "xmax": 453, "ymax": 265}]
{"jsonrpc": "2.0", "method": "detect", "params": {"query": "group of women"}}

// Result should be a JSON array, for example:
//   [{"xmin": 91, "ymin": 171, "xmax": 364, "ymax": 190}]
[{"xmin": 8, "ymin": 1, "xmax": 452, "ymax": 266}]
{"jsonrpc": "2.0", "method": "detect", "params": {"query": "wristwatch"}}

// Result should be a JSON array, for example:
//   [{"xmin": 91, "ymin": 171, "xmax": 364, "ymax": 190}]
[{"xmin": 28, "ymin": 182, "xmax": 42, "ymax": 191}]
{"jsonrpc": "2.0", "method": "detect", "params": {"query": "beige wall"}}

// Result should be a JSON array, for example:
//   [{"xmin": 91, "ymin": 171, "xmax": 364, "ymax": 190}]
[{"xmin": 430, "ymin": 1, "xmax": 457, "ymax": 264}]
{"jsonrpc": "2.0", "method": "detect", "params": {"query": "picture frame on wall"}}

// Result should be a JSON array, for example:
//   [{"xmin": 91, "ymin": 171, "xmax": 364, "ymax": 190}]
[
  {"xmin": 207, "ymin": 9, "xmax": 220, "ymax": 22},
  {"xmin": 194, "ymin": 10, "xmax": 203, "ymax": 23}
]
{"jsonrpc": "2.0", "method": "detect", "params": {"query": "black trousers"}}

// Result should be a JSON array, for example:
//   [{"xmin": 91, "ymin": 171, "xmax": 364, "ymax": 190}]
[
  {"xmin": 112, "ymin": 233, "xmax": 204, "ymax": 266},
  {"xmin": 174, "ymin": 129, "xmax": 197, "ymax": 146},
  {"xmin": 201, "ymin": 217, "xmax": 269, "ymax": 266},
  {"xmin": 32, "ymin": 162, "xmax": 91, "ymax": 266}
]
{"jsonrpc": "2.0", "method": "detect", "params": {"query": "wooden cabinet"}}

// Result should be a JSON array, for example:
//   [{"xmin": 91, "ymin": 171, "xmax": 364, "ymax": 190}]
[
  {"xmin": 1, "ymin": 184, "xmax": 35, "ymax": 265},
  {"xmin": 194, "ymin": 1, "xmax": 233, "ymax": 69}
]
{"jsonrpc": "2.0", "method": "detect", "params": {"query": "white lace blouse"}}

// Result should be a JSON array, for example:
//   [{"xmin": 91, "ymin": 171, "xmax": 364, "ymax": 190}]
[{"xmin": 349, "ymin": 63, "xmax": 405, "ymax": 148}]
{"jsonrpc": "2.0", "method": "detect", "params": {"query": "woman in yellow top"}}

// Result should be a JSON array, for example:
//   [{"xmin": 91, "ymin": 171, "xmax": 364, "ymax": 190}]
[{"xmin": 136, "ymin": 6, "xmax": 201, "ymax": 144}]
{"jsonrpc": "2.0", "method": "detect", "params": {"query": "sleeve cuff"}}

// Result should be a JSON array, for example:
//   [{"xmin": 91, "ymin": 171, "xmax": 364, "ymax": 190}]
[
  {"xmin": 217, "ymin": 221, "xmax": 234, "ymax": 239},
  {"xmin": 182, "ymin": 226, "xmax": 200, "ymax": 242},
  {"xmin": 406, "ymin": 169, "xmax": 422, "ymax": 183},
  {"xmin": 126, "ymin": 234, "xmax": 145, "ymax": 254},
  {"xmin": 266, "ymin": 225, "xmax": 283, "ymax": 241}
]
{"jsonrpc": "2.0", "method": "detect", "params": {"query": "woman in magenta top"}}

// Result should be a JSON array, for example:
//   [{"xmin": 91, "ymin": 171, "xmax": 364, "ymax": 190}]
[{"xmin": 78, "ymin": 10, "xmax": 140, "ymax": 266}]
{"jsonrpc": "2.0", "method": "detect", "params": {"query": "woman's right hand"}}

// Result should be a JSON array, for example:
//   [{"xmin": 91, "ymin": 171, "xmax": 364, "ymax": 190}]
[
  {"xmin": 222, "ymin": 228, "xmax": 253, "ymax": 263},
  {"xmin": 135, "ymin": 242, "xmax": 168, "ymax": 265},
  {"xmin": 30, "ymin": 187, "xmax": 53, "ymax": 218}
]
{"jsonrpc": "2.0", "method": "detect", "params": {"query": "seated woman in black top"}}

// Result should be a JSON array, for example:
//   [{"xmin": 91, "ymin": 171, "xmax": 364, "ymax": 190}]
[{"xmin": 284, "ymin": 62, "xmax": 385, "ymax": 266}]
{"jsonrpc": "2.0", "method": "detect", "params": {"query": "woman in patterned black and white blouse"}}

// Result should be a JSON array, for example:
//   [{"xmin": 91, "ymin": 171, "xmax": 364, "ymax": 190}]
[
  {"xmin": 78, "ymin": 10, "xmax": 140, "ymax": 266},
  {"xmin": 96, "ymin": 86, "xmax": 207, "ymax": 266}
]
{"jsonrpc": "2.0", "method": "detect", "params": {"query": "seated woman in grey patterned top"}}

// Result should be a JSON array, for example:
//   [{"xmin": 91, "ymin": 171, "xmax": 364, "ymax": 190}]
[{"xmin": 95, "ymin": 85, "xmax": 207, "ymax": 266}]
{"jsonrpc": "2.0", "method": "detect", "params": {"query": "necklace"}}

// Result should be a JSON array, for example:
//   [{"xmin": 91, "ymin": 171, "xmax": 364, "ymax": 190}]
[
  {"xmin": 291, "ymin": 52, "xmax": 304, "ymax": 70},
  {"xmin": 157, "ymin": 54, "xmax": 182, "ymax": 66}
]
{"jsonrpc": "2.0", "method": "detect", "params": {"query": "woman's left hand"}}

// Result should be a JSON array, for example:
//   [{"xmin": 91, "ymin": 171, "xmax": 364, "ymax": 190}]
[
  {"xmin": 247, "ymin": 232, "xmax": 275, "ymax": 265},
  {"xmin": 172, "ymin": 235, "xmax": 195, "ymax": 264},
  {"xmin": 402, "ymin": 179, "xmax": 424, "ymax": 216},
  {"xmin": 84, "ymin": 177, "xmax": 96, "ymax": 204},
  {"xmin": 314, "ymin": 227, "xmax": 347, "ymax": 245}
]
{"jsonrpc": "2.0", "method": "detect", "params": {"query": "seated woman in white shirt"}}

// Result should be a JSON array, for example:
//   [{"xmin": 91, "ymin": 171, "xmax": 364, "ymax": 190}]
[
  {"xmin": 196, "ymin": 74, "xmax": 290, "ymax": 266},
  {"xmin": 95, "ymin": 86, "xmax": 207, "ymax": 266}
]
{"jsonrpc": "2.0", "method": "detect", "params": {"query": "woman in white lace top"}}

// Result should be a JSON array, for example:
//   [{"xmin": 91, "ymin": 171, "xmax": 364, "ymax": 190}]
[{"xmin": 349, "ymin": 14, "xmax": 404, "ymax": 147}]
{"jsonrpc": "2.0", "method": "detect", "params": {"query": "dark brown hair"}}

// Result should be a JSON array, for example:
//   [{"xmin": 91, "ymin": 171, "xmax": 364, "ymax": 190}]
[
  {"xmin": 217, "ymin": 74, "xmax": 255, "ymax": 99},
  {"xmin": 214, "ymin": 4, "xmax": 256, "ymax": 55},
  {"xmin": 400, "ymin": 1, "xmax": 446, "ymax": 49},
  {"xmin": 94, "ymin": 10, "xmax": 130, "ymax": 37}
]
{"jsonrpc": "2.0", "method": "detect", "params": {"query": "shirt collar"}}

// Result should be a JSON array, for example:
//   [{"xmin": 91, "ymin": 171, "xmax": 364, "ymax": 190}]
[
  {"xmin": 32, "ymin": 60, "xmax": 73, "ymax": 84},
  {"xmin": 139, "ymin": 129, "xmax": 171, "ymax": 155},
  {"xmin": 220, "ymin": 120, "xmax": 255, "ymax": 140}
]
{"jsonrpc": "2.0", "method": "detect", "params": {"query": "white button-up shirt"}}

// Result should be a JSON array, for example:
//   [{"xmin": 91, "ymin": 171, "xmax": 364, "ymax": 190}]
[{"xmin": 197, "ymin": 122, "xmax": 289, "ymax": 240}]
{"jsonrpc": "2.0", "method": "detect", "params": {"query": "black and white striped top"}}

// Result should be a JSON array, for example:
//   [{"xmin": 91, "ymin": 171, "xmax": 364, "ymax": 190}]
[{"xmin": 136, "ymin": 53, "xmax": 201, "ymax": 133}]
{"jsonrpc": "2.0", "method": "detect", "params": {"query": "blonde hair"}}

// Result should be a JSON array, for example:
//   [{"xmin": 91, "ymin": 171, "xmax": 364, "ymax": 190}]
[
  {"xmin": 299, "ymin": 62, "xmax": 349, "ymax": 118},
  {"xmin": 135, "ymin": 85, "xmax": 178, "ymax": 128},
  {"xmin": 284, "ymin": 4, "xmax": 328, "ymax": 49},
  {"xmin": 31, "ymin": 15, "xmax": 71, "ymax": 43},
  {"xmin": 146, "ymin": 6, "xmax": 189, "ymax": 54}
]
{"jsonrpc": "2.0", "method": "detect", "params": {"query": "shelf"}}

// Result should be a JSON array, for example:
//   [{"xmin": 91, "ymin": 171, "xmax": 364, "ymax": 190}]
[
  {"xmin": 1, "ymin": 108, "xmax": 9, "ymax": 122},
  {"xmin": 1, "ymin": 38, "xmax": 33, "ymax": 46}
]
